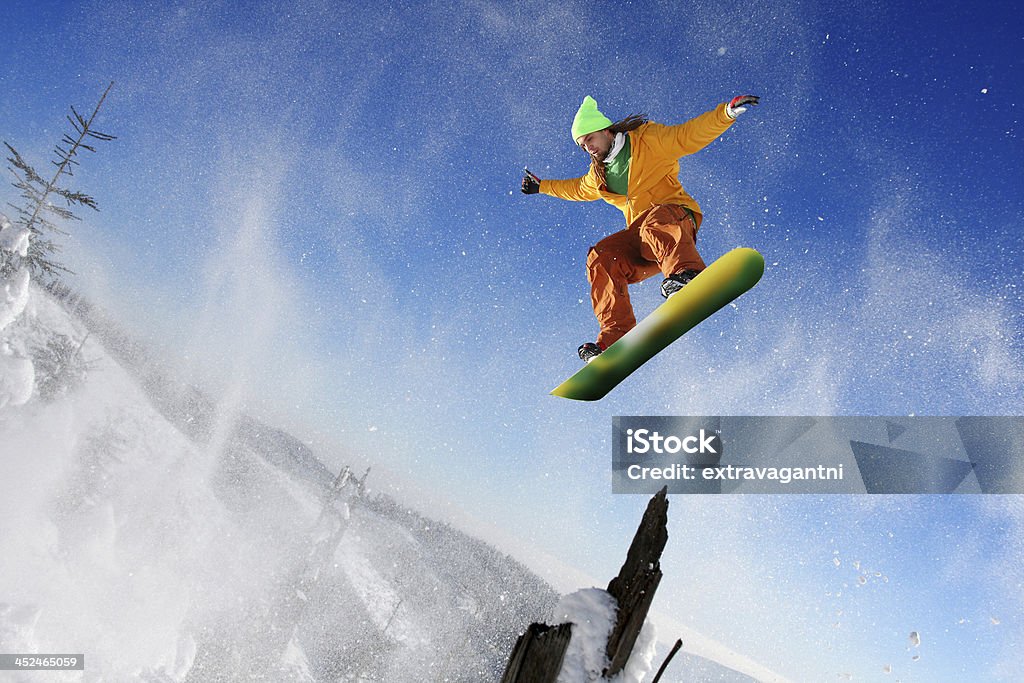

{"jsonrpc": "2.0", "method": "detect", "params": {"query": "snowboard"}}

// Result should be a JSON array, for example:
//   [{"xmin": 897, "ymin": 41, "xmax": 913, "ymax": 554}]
[{"xmin": 551, "ymin": 247, "xmax": 765, "ymax": 401}]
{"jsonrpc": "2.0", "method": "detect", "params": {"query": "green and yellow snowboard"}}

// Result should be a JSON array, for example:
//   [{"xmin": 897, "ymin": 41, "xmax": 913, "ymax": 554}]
[{"xmin": 551, "ymin": 247, "xmax": 765, "ymax": 401}]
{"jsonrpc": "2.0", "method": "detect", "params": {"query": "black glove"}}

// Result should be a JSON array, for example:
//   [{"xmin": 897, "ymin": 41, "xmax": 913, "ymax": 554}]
[
  {"xmin": 521, "ymin": 168, "xmax": 541, "ymax": 194},
  {"xmin": 726, "ymin": 95, "xmax": 760, "ymax": 119}
]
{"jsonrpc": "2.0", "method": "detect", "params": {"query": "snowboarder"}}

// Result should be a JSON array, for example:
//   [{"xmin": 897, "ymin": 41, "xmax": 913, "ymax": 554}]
[{"xmin": 522, "ymin": 94, "xmax": 759, "ymax": 363}]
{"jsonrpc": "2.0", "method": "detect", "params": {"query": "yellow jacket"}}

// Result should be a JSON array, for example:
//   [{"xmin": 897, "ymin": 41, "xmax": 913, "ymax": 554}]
[{"xmin": 539, "ymin": 103, "xmax": 734, "ymax": 225}]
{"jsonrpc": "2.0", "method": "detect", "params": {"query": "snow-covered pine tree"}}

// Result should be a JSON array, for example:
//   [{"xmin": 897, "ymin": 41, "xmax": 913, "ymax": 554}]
[
  {"xmin": 1, "ymin": 83, "xmax": 114, "ymax": 407},
  {"xmin": 1, "ymin": 82, "xmax": 115, "ymax": 283}
]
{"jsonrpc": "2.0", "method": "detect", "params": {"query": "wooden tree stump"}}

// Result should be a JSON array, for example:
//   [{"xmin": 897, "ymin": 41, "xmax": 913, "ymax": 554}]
[
  {"xmin": 501, "ymin": 622, "xmax": 573, "ymax": 683},
  {"xmin": 604, "ymin": 486, "xmax": 668, "ymax": 677},
  {"xmin": 500, "ymin": 487, "xmax": 670, "ymax": 682}
]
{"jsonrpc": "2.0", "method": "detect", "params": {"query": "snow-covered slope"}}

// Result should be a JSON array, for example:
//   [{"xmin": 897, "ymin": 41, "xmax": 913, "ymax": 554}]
[{"xmin": 0, "ymin": 287, "xmax": 562, "ymax": 681}]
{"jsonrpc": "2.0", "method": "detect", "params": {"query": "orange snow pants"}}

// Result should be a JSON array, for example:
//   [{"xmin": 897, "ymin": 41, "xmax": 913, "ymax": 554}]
[{"xmin": 586, "ymin": 204, "xmax": 704, "ymax": 349}]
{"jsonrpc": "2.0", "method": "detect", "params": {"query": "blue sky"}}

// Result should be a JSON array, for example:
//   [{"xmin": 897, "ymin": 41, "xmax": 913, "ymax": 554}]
[{"xmin": 2, "ymin": 0, "xmax": 1022, "ymax": 679}]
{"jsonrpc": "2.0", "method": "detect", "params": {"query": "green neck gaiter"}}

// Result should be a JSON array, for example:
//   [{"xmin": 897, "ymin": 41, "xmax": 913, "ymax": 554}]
[{"xmin": 604, "ymin": 133, "xmax": 631, "ymax": 195}]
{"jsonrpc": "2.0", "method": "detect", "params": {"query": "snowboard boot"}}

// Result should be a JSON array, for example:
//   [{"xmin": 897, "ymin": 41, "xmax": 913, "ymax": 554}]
[
  {"xmin": 661, "ymin": 269, "xmax": 702, "ymax": 299},
  {"xmin": 578, "ymin": 342, "xmax": 603, "ymax": 364}
]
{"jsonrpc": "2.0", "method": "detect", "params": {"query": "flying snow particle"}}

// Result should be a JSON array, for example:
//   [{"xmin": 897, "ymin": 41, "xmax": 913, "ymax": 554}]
[
  {"xmin": 990, "ymin": 617, "xmax": 1001, "ymax": 625},
  {"xmin": 981, "ymin": 88, "xmax": 989, "ymax": 94},
  {"xmin": 717, "ymin": 47, "xmax": 727, "ymax": 56},
  {"xmin": 883, "ymin": 664, "xmax": 892, "ymax": 673},
  {"xmin": 907, "ymin": 631, "xmax": 921, "ymax": 648}
]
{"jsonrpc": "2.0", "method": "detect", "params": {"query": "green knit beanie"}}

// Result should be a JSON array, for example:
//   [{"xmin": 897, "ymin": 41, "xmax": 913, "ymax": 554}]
[{"xmin": 571, "ymin": 96, "xmax": 613, "ymax": 142}]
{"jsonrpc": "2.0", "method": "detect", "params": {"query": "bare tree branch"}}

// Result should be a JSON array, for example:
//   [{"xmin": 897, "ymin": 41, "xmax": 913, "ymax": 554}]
[{"xmin": 2, "ymin": 82, "xmax": 115, "ymax": 281}]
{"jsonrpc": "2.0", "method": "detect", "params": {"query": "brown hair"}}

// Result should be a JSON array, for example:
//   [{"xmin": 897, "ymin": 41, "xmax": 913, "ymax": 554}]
[{"xmin": 588, "ymin": 113, "xmax": 648, "ymax": 186}]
